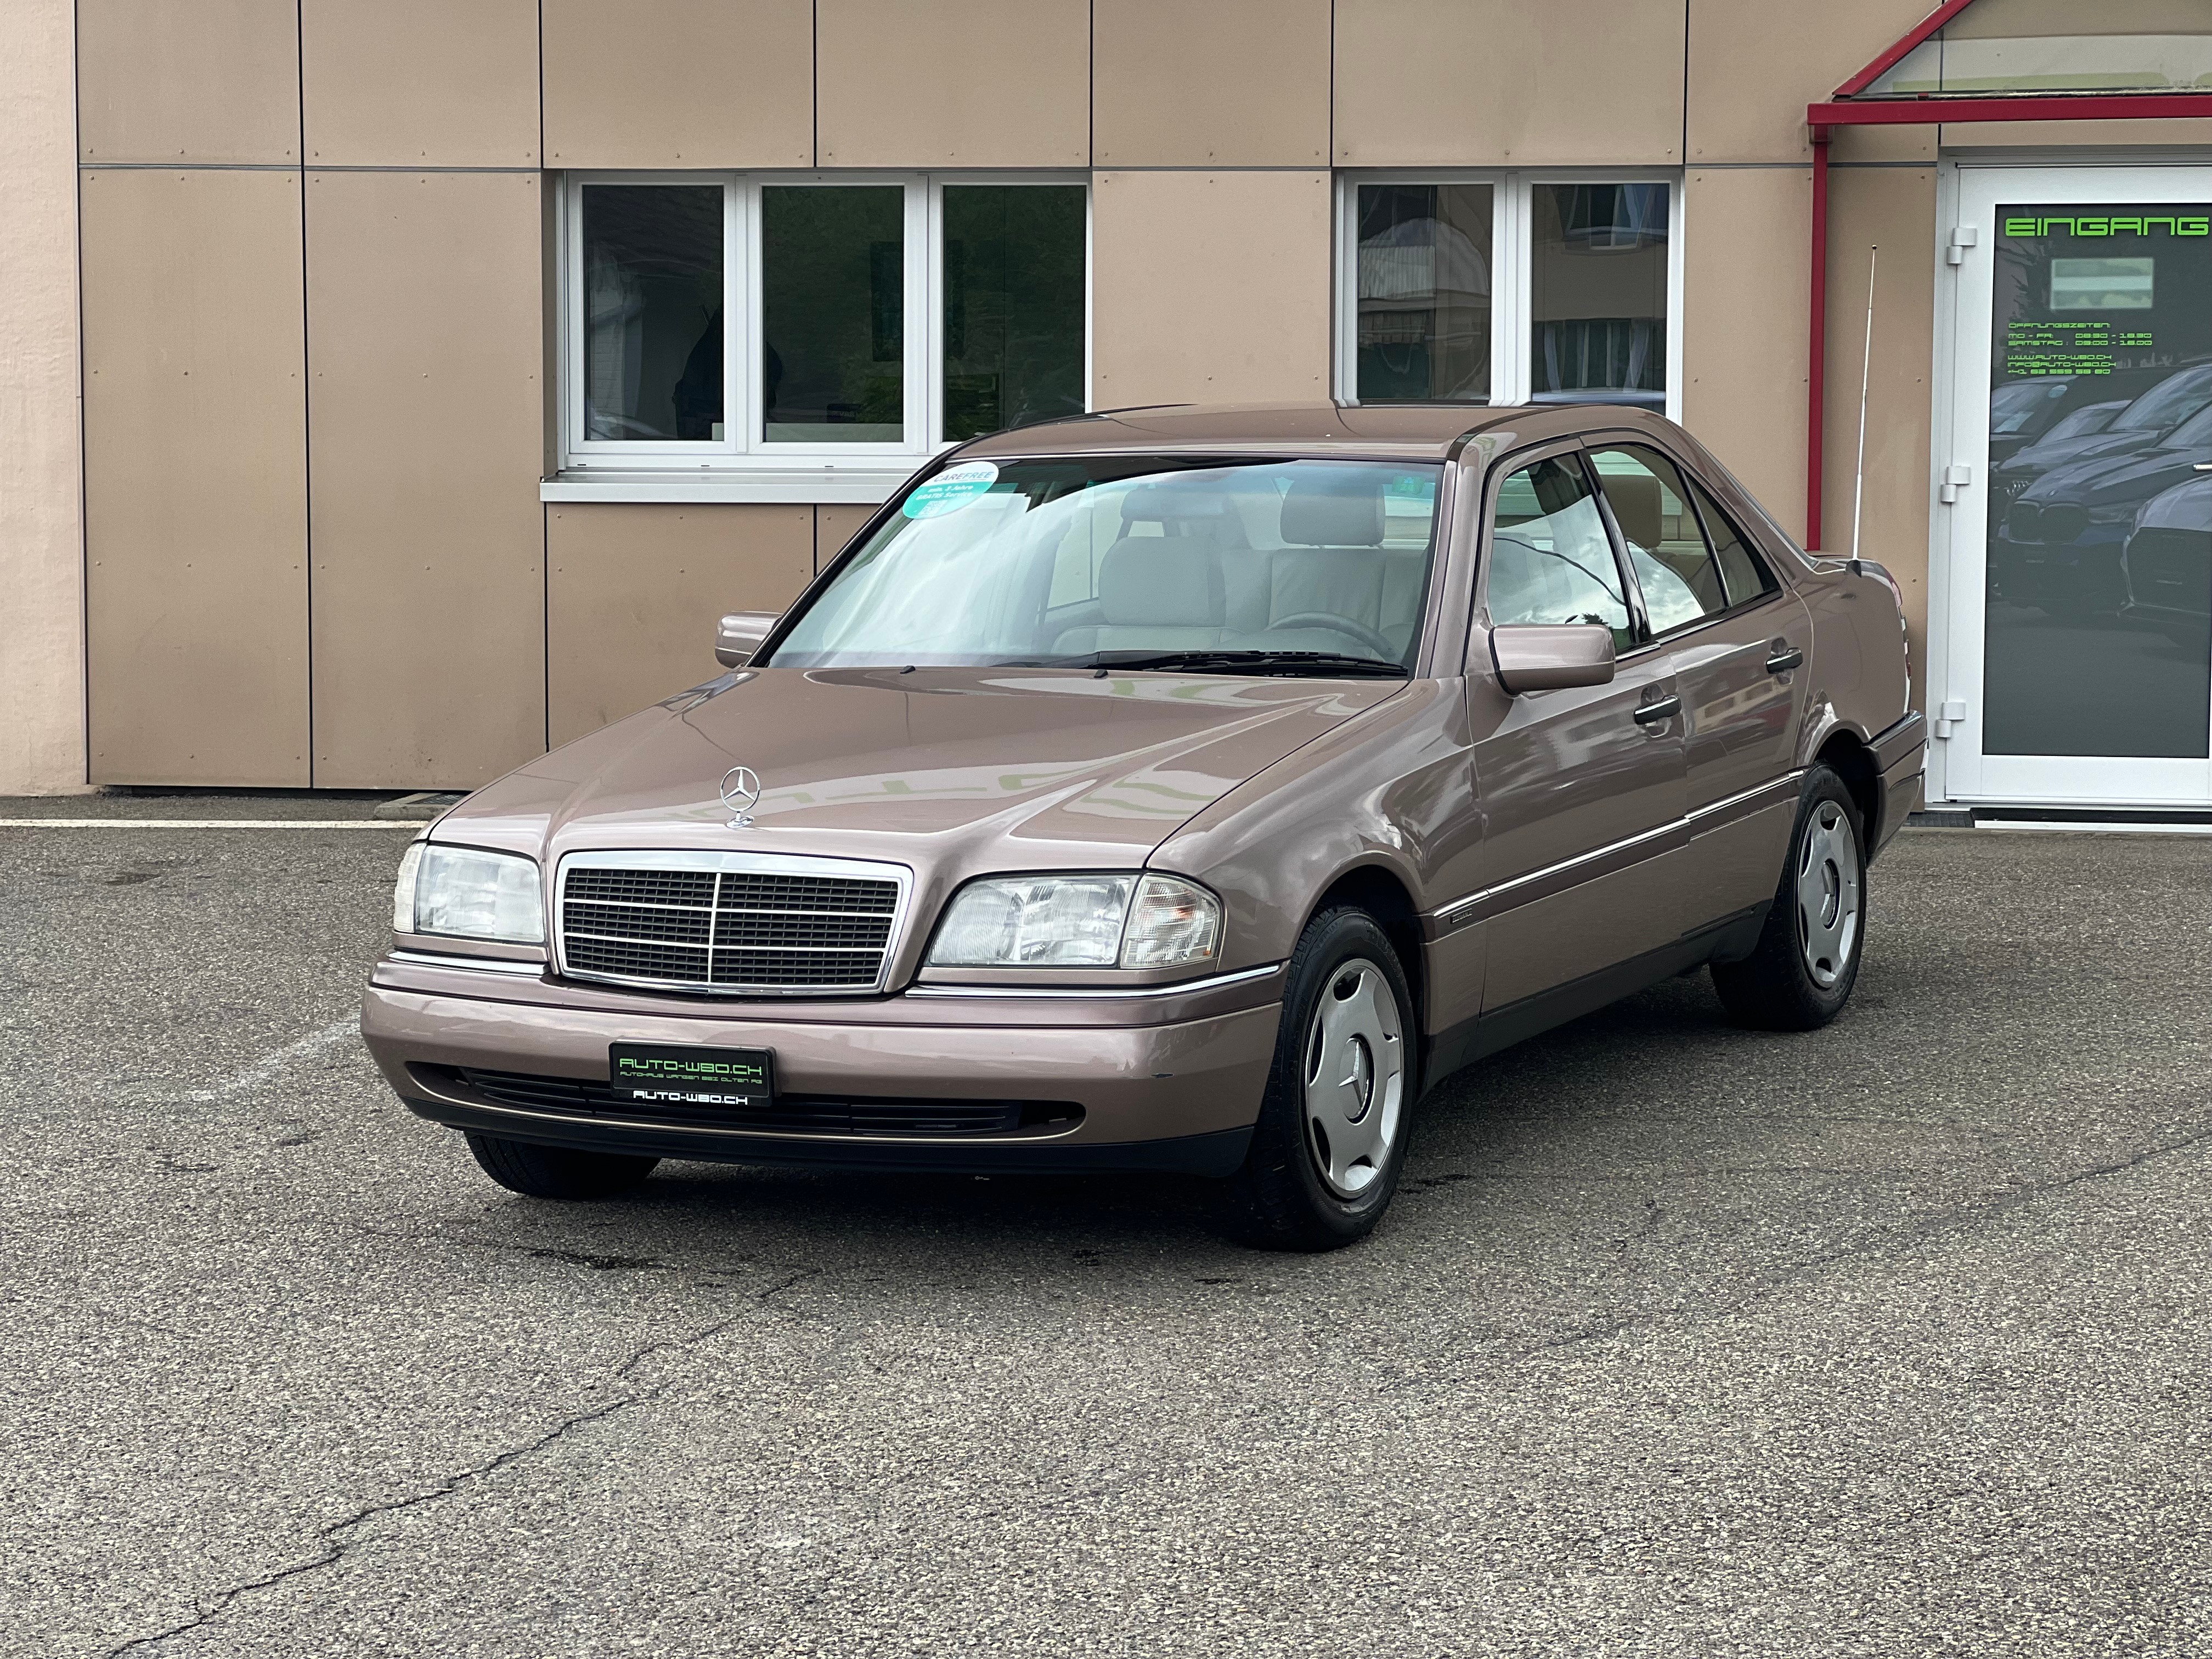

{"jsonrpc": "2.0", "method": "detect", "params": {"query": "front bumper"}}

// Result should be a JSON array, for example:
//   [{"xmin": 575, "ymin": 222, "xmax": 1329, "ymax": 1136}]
[{"xmin": 360, "ymin": 956, "xmax": 1282, "ymax": 1178}]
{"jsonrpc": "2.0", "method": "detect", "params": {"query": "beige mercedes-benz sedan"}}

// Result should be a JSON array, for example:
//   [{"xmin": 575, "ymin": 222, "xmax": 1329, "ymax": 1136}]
[{"xmin": 362, "ymin": 403, "xmax": 1922, "ymax": 1250}]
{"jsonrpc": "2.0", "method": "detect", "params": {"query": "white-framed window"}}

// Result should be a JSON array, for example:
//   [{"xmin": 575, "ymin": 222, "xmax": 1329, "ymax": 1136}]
[
  {"xmin": 557, "ymin": 172, "xmax": 1091, "ymax": 479},
  {"xmin": 1334, "ymin": 171, "xmax": 1684, "ymax": 420}
]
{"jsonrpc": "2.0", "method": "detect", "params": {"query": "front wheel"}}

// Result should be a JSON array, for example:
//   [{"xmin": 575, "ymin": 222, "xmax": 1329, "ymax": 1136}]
[
  {"xmin": 1218, "ymin": 907, "xmax": 1418, "ymax": 1251},
  {"xmin": 1710, "ymin": 765, "xmax": 1864, "ymax": 1031},
  {"xmin": 465, "ymin": 1132, "xmax": 659, "ymax": 1200}
]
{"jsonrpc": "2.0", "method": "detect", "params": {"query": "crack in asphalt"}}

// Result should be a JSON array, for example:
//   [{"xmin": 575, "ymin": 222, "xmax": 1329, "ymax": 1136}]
[
  {"xmin": 1471, "ymin": 1118, "xmax": 2212, "ymax": 1374},
  {"xmin": 98, "ymin": 1268, "xmax": 825, "ymax": 1657}
]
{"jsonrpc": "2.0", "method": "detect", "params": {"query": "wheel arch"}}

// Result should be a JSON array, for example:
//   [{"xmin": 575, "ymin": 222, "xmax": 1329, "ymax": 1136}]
[
  {"xmin": 1305, "ymin": 861, "xmax": 1426, "ymax": 1036},
  {"xmin": 1814, "ymin": 729, "xmax": 1882, "ymax": 846}
]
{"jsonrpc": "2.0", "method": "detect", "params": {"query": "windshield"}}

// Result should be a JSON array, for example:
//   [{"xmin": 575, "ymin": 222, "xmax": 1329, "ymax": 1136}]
[
  {"xmin": 765, "ymin": 456, "xmax": 1443, "ymax": 673},
  {"xmin": 2113, "ymin": 364, "xmax": 2212, "ymax": 432},
  {"xmin": 1990, "ymin": 378, "xmax": 2068, "ymax": 435}
]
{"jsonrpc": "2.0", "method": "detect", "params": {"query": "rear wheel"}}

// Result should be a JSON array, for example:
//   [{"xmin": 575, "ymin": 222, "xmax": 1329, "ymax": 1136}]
[
  {"xmin": 1710, "ymin": 764, "xmax": 1864, "ymax": 1031},
  {"xmin": 1218, "ymin": 908, "xmax": 1417, "ymax": 1251},
  {"xmin": 465, "ymin": 1132, "xmax": 659, "ymax": 1200}
]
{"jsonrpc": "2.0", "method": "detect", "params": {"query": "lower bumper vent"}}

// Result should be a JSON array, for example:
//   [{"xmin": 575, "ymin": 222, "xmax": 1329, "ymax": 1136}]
[{"xmin": 424, "ymin": 1065, "xmax": 1081, "ymax": 1139}]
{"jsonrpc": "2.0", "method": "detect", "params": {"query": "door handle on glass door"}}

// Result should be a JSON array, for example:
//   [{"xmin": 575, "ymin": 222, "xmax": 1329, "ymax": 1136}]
[{"xmin": 1632, "ymin": 692, "xmax": 1681, "ymax": 725}]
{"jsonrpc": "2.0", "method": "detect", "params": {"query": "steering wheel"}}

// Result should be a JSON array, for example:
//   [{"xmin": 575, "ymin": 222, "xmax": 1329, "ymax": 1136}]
[{"xmin": 1265, "ymin": 612, "xmax": 1398, "ymax": 659}]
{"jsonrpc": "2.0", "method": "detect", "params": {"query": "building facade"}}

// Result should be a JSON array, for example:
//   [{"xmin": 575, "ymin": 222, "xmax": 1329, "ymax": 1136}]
[{"xmin": 7, "ymin": 0, "xmax": 2211, "ymax": 814}]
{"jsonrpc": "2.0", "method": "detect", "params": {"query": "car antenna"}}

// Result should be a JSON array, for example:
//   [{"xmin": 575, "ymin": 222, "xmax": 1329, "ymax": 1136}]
[{"xmin": 1849, "ymin": 244, "xmax": 1877, "ymax": 576}]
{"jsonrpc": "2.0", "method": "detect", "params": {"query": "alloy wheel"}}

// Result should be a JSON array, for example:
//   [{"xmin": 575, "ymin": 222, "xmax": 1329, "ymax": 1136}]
[
  {"xmin": 1301, "ymin": 958, "xmax": 1406, "ymax": 1198},
  {"xmin": 1795, "ymin": 802, "xmax": 1861, "ymax": 989}
]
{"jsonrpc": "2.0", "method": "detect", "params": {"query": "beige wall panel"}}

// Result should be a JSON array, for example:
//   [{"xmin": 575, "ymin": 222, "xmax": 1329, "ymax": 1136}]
[
  {"xmin": 1093, "ymin": 171, "xmax": 1332, "ymax": 405},
  {"xmin": 549, "ymin": 505, "xmax": 814, "ymax": 745},
  {"xmin": 1686, "ymin": 0, "xmax": 1935, "ymax": 163},
  {"xmin": 307, "ymin": 171, "xmax": 545, "ymax": 789},
  {"xmin": 1822, "ymin": 165, "xmax": 1936, "ymax": 695},
  {"xmin": 1093, "ymin": 0, "xmax": 1328, "ymax": 167},
  {"xmin": 301, "ymin": 0, "xmax": 539, "ymax": 167},
  {"xmin": 815, "ymin": 505, "xmax": 877, "ymax": 572},
  {"xmin": 77, "ymin": 0, "xmax": 298, "ymax": 163},
  {"xmin": 2, "ymin": 0, "xmax": 88, "ymax": 793},
  {"xmin": 81, "ymin": 169, "xmax": 308, "ymax": 785},
  {"xmin": 544, "ymin": 0, "xmax": 812, "ymax": 167},
  {"xmin": 1335, "ymin": 0, "xmax": 1684, "ymax": 166},
  {"xmin": 819, "ymin": 0, "xmax": 1087, "ymax": 166},
  {"xmin": 1680, "ymin": 167, "xmax": 1811, "ymax": 544}
]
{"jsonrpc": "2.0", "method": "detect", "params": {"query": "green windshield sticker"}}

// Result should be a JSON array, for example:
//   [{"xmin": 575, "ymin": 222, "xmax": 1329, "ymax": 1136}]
[{"xmin": 902, "ymin": 460, "xmax": 1000, "ymax": 520}]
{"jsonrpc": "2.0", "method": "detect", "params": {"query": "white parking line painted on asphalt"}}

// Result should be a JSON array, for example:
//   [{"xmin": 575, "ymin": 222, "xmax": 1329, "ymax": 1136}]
[
  {"xmin": 187, "ymin": 1019, "xmax": 362, "ymax": 1103},
  {"xmin": 0, "ymin": 820, "xmax": 431, "ymax": 828}
]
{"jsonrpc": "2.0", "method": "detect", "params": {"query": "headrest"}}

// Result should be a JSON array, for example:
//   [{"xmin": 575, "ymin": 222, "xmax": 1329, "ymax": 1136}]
[
  {"xmin": 1098, "ymin": 538, "xmax": 1224, "ymax": 627},
  {"xmin": 1121, "ymin": 482, "xmax": 1227, "ymax": 525},
  {"xmin": 1279, "ymin": 475, "xmax": 1385, "ymax": 546},
  {"xmin": 1604, "ymin": 471, "xmax": 1663, "ymax": 550}
]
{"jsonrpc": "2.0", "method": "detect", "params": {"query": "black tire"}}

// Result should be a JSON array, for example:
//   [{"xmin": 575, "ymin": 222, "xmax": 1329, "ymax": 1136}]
[
  {"xmin": 1217, "ymin": 907, "xmax": 1419, "ymax": 1252},
  {"xmin": 465, "ymin": 1132, "xmax": 659, "ymax": 1200},
  {"xmin": 1710, "ymin": 764, "xmax": 1865, "ymax": 1031}
]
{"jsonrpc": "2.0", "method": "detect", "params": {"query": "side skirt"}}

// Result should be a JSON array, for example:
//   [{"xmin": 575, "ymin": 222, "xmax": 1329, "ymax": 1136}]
[{"xmin": 1420, "ymin": 904, "xmax": 1768, "ymax": 1091}]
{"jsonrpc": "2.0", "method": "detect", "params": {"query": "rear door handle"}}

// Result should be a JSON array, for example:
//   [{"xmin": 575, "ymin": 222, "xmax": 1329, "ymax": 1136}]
[
  {"xmin": 1765, "ymin": 646, "xmax": 1804, "ymax": 674},
  {"xmin": 1632, "ymin": 693, "xmax": 1681, "ymax": 725}
]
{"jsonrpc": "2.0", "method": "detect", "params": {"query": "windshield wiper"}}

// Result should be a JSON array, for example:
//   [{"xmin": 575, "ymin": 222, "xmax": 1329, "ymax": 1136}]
[{"xmin": 1077, "ymin": 650, "xmax": 1409, "ymax": 679}]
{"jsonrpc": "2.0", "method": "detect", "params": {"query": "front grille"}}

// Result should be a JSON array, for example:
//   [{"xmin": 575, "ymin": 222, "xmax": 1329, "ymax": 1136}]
[
  {"xmin": 2006, "ymin": 499, "xmax": 2042, "ymax": 542},
  {"xmin": 2039, "ymin": 504, "xmax": 2089, "ymax": 545},
  {"xmin": 559, "ymin": 857, "xmax": 903, "ymax": 994},
  {"xmin": 436, "ymin": 1066, "xmax": 1080, "ymax": 1138},
  {"xmin": 2127, "ymin": 528, "xmax": 2212, "ymax": 612}
]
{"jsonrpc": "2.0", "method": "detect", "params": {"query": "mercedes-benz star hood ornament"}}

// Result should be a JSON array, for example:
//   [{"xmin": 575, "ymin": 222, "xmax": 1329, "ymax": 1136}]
[{"xmin": 719, "ymin": 765, "xmax": 761, "ymax": 829}]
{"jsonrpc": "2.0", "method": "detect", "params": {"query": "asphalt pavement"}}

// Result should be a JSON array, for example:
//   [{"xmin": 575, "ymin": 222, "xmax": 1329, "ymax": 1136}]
[{"xmin": 4, "ymin": 800, "xmax": 2209, "ymax": 1656}]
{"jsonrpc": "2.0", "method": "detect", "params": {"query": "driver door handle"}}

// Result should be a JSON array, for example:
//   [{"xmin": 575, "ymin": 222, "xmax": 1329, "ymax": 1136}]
[
  {"xmin": 1765, "ymin": 646, "xmax": 1804, "ymax": 674},
  {"xmin": 1632, "ymin": 692, "xmax": 1681, "ymax": 725}
]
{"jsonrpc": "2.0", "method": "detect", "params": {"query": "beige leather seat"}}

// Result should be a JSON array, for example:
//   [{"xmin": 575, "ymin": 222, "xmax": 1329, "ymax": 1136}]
[{"xmin": 1048, "ymin": 486, "xmax": 1230, "ymax": 656}]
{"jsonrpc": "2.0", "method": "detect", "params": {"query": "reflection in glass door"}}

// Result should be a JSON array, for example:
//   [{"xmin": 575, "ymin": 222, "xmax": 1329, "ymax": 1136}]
[{"xmin": 1945, "ymin": 167, "xmax": 2212, "ymax": 805}]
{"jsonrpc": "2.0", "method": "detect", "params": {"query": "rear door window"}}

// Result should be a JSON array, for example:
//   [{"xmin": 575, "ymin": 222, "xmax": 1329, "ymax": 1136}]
[
  {"xmin": 1681, "ymin": 475, "xmax": 1780, "ymax": 607},
  {"xmin": 1588, "ymin": 444, "xmax": 1728, "ymax": 637}
]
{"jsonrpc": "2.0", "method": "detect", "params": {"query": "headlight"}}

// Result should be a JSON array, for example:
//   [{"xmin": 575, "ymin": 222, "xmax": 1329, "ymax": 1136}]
[
  {"xmin": 394, "ymin": 842, "xmax": 545, "ymax": 943},
  {"xmin": 927, "ymin": 872, "xmax": 1221, "ymax": 970}
]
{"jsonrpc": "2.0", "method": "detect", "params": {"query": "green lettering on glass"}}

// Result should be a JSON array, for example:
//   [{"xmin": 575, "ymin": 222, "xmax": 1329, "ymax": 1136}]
[
  {"xmin": 2182, "ymin": 217, "xmax": 2210, "ymax": 236},
  {"xmin": 2076, "ymin": 217, "xmax": 2108, "ymax": 236},
  {"xmin": 2004, "ymin": 218, "xmax": 2038, "ymax": 235}
]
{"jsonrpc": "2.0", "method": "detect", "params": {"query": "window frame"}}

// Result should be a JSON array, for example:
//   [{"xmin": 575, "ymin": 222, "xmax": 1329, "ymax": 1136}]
[
  {"xmin": 1335, "ymin": 170, "xmax": 1685, "ymax": 421},
  {"xmin": 556, "ymin": 170, "xmax": 1092, "ymax": 477}
]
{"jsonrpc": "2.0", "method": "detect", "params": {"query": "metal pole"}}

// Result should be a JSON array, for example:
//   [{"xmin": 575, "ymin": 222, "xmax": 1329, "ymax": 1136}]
[{"xmin": 1850, "ymin": 245, "xmax": 1878, "ymax": 566}]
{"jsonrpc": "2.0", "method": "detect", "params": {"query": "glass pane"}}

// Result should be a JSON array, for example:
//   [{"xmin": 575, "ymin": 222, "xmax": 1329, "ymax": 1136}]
[
  {"xmin": 1529, "ymin": 183, "xmax": 1668, "ymax": 409},
  {"xmin": 1683, "ymin": 476, "xmax": 1776, "ymax": 607},
  {"xmin": 1355, "ymin": 183, "xmax": 1492, "ymax": 402},
  {"xmin": 940, "ymin": 185, "xmax": 1086, "ymax": 441},
  {"xmin": 1589, "ymin": 445, "xmax": 1726, "ymax": 635},
  {"xmin": 765, "ymin": 458, "xmax": 1442, "ymax": 671},
  {"xmin": 1866, "ymin": 0, "xmax": 2212, "ymax": 97},
  {"xmin": 763, "ymin": 185, "xmax": 904, "ymax": 444},
  {"xmin": 580, "ymin": 184, "xmax": 723, "ymax": 443},
  {"xmin": 1985, "ymin": 204, "xmax": 2212, "ymax": 759},
  {"xmin": 1486, "ymin": 456, "xmax": 1633, "ymax": 651}
]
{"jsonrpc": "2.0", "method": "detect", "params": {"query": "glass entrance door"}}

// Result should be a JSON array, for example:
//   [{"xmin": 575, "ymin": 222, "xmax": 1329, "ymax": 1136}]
[{"xmin": 1943, "ymin": 166, "xmax": 2212, "ymax": 806}]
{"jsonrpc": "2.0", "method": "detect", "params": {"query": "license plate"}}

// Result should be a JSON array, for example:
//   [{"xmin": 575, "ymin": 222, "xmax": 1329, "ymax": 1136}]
[{"xmin": 608, "ymin": 1043, "xmax": 774, "ymax": 1110}]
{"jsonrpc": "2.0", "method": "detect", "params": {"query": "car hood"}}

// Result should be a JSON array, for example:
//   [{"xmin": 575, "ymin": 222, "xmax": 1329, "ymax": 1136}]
[
  {"xmin": 1999, "ymin": 428, "xmax": 2162, "ymax": 481},
  {"xmin": 2025, "ymin": 443, "xmax": 2212, "ymax": 506},
  {"xmin": 2137, "ymin": 475, "xmax": 2212, "ymax": 534},
  {"xmin": 443, "ymin": 665, "xmax": 1405, "ymax": 871}
]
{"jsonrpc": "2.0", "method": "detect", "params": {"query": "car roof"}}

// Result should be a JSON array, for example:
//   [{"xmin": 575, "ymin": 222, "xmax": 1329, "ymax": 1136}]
[{"xmin": 955, "ymin": 400, "xmax": 1685, "ymax": 462}]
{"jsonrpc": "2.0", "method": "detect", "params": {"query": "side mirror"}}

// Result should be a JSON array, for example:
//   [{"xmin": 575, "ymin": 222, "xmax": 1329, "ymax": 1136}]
[
  {"xmin": 715, "ymin": 610, "xmax": 780, "ymax": 668},
  {"xmin": 1489, "ymin": 623, "xmax": 1616, "ymax": 694}
]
